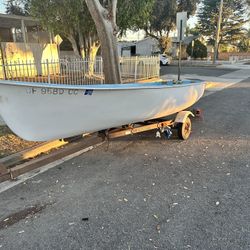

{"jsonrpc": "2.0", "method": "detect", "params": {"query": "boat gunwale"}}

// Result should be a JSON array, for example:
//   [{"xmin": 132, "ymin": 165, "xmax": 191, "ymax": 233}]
[{"xmin": 0, "ymin": 80, "xmax": 205, "ymax": 90}]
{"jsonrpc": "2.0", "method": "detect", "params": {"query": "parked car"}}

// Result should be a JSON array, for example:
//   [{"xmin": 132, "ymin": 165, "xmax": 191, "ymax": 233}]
[{"xmin": 160, "ymin": 54, "xmax": 171, "ymax": 66}]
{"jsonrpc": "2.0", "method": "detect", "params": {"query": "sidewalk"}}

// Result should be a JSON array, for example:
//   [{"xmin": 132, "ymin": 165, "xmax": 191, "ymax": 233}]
[
  {"xmin": 218, "ymin": 63, "xmax": 250, "ymax": 70},
  {"xmin": 162, "ymin": 67, "xmax": 250, "ymax": 96}
]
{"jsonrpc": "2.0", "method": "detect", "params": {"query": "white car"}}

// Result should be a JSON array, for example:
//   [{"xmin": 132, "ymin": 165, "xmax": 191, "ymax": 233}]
[{"xmin": 160, "ymin": 54, "xmax": 171, "ymax": 66}]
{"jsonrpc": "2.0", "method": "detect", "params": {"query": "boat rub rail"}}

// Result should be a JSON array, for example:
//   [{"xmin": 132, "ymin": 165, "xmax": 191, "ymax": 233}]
[{"xmin": 0, "ymin": 80, "xmax": 205, "ymax": 91}]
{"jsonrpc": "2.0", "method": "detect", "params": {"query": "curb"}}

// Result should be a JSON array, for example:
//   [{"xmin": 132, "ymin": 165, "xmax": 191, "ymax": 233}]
[
  {"xmin": 0, "ymin": 135, "xmax": 104, "ymax": 183},
  {"xmin": 0, "ymin": 140, "xmax": 68, "ymax": 168}
]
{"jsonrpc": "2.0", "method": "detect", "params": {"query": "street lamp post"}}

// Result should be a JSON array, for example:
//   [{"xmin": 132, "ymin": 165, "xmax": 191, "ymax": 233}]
[{"xmin": 213, "ymin": 0, "xmax": 224, "ymax": 64}]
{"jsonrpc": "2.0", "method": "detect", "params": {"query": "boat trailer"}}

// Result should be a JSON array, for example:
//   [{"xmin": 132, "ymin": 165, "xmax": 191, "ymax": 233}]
[{"xmin": 101, "ymin": 110, "xmax": 202, "ymax": 141}]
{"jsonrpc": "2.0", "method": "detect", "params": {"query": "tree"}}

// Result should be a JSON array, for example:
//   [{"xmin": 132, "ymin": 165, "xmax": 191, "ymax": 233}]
[
  {"xmin": 238, "ymin": 29, "xmax": 250, "ymax": 52},
  {"xmin": 144, "ymin": 0, "xmax": 200, "ymax": 52},
  {"xmin": 117, "ymin": 0, "xmax": 155, "ymax": 36},
  {"xmin": 29, "ymin": 0, "xmax": 94, "ymax": 58},
  {"xmin": 28, "ymin": 0, "xmax": 154, "ymax": 83},
  {"xmin": 186, "ymin": 25, "xmax": 200, "ymax": 36},
  {"xmin": 84, "ymin": 0, "xmax": 122, "ymax": 83},
  {"xmin": 186, "ymin": 39, "xmax": 207, "ymax": 58},
  {"xmin": 84, "ymin": 0, "xmax": 154, "ymax": 84},
  {"xmin": 5, "ymin": 0, "xmax": 29, "ymax": 15},
  {"xmin": 198, "ymin": 0, "xmax": 249, "ymax": 50}
]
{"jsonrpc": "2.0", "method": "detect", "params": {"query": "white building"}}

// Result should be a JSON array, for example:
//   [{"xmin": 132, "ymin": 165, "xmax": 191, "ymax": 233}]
[
  {"xmin": 118, "ymin": 35, "xmax": 200, "ymax": 58},
  {"xmin": 118, "ymin": 37, "xmax": 160, "ymax": 57}
]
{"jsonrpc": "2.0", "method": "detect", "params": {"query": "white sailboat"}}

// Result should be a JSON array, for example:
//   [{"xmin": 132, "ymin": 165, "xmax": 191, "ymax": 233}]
[{"xmin": 0, "ymin": 80, "xmax": 205, "ymax": 141}]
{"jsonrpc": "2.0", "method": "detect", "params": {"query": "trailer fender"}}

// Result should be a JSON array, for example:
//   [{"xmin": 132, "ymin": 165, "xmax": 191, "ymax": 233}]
[{"xmin": 174, "ymin": 111, "xmax": 194, "ymax": 124}]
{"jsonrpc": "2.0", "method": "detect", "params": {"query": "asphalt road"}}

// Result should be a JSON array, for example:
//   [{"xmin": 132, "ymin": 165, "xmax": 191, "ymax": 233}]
[
  {"xmin": 160, "ymin": 65, "xmax": 237, "ymax": 77},
  {"xmin": 0, "ymin": 69, "xmax": 250, "ymax": 250}
]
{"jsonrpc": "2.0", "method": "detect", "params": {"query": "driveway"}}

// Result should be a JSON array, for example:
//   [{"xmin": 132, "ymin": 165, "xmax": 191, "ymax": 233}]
[{"xmin": 0, "ymin": 69, "xmax": 250, "ymax": 250}]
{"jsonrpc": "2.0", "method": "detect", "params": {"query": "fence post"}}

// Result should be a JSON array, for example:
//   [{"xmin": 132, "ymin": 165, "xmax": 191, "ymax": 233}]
[
  {"xmin": 46, "ymin": 59, "xmax": 50, "ymax": 83},
  {"xmin": 134, "ymin": 56, "xmax": 138, "ymax": 82},
  {"xmin": 1, "ymin": 63, "xmax": 6, "ymax": 80},
  {"xmin": 101, "ymin": 57, "xmax": 104, "ymax": 84},
  {"xmin": 0, "ymin": 44, "xmax": 7, "ymax": 80},
  {"xmin": 158, "ymin": 55, "xmax": 160, "ymax": 78}
]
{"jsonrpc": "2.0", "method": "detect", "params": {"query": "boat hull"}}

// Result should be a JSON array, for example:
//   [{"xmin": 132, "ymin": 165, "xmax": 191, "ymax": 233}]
[{"xmin": 0, "ymin": 81, "xmax": 205, "ymax": 141}]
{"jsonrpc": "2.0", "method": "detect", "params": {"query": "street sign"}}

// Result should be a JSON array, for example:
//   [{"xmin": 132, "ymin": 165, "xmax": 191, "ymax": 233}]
[
  {"xmin": 54, "ymin": 34, "xmax": 63, "ymax": 46},
  {"xmin": 176, "ymin": 12, "xmax": 187, "ymax": 42},
  {"xmin": 176, "ymin": 12, "xmax": 187, "ymax": 81}
]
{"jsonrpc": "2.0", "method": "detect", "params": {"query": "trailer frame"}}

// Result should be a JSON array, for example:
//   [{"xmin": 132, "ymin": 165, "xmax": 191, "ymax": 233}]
[{"xmin": 103, "ymin": 110, "xmax": 195, "ymax": 140}]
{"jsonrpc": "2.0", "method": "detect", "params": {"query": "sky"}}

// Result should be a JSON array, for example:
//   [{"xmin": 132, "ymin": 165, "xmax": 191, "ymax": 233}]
[
  {"xmin": 123, "ymin": 16, "xmax": 197, "ymax": 41},
  {"xmin": 0, "ymin": 0, "xmax": 5, "ymax": 13},
  {"xmin": 0, "ymin": 1, "xmax": 197, "ymax": 24},
  {"xmin": 0, "ymin": 0, "xmax": 247, "ymax": 41},
  {"xmin": 0, "ymin": 0, "xmax": 197, "ymax": 27},
  {"xmin": 0, "ymin": 0, "xmax": 198, "ymax": 41}
]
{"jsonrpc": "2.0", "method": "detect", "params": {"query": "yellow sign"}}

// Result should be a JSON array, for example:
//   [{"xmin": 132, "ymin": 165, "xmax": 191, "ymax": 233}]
[{"xmin": 54, "ymin": 35, "xmax": 63, "ymax": 45}]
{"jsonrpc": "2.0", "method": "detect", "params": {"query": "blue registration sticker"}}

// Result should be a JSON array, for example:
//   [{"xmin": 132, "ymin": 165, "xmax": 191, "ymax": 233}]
[{"xmin": 84, "ymin": 89, "xmax": 94, "ymax": 96}]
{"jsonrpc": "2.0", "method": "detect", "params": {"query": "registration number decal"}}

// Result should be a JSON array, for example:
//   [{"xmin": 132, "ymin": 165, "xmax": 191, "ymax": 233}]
[{"xmin": 26, "ymin": 87, "xmax": 94, "ymax": 96}]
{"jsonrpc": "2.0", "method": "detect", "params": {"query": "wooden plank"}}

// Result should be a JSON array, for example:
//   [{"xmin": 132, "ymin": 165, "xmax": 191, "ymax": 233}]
[
  {"xmin": 0, "ymin": 140, "xmax": 68, "ymax": 168},
  {"xmin": 0, "ymin": 163, "xmax": 10, "ymax": 183},
  {"xmin": 0, "ymin": 163, "xmax": 8, "ymax": 175},
  {"xmin": 0, "ymin": 173, "xmax": 10, "ymax": 183},
  {"xmin": 10, "ymin": 135, "xmax": 104, "ymax": 179},
  {"xmin": 108, "ymin": 121, "xmax": 173, "ymax": 139}
]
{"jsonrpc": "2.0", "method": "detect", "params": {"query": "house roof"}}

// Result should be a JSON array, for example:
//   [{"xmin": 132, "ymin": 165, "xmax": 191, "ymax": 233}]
[
  {"xmin": 118, "ymin": 41, "xmax": 136, "ymax": 47},
  {"xmin": 172, "ymin": 35, "xmax": 200, "ymax": 45},
  {"xmin": 136, "ymin": 36, "xmax": 157, "ymax": 44},
  {"xmin": 0, "ymin": 13, "xmax": 39, "ymax": 29}
]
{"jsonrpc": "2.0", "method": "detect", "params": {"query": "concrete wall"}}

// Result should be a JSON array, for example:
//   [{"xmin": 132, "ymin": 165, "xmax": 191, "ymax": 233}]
[
  {"xmin": 0, "ymin": 42, "xmax": 59, "ymax": 78},
  {"xmin": 0, "ymin": 42, "xmax": 59, "ymax": 62},
  {"xmin": 208, "ymin": 52, "xmax": 250, "ymax": 61},
  {"xmin": 136, "ymin": 38, "xmax": 159, "ymax": 56}
]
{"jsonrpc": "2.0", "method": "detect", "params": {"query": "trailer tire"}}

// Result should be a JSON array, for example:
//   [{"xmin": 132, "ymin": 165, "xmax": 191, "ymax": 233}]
[{"xmin": 177, "ymin": 116, "xmax": 192, "ymax": 140}]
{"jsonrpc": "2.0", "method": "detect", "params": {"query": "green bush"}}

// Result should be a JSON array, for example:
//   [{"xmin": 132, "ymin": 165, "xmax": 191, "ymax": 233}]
[{"xmin": 186, "ymin": 40, "xmax": 208, "ymax": 59}]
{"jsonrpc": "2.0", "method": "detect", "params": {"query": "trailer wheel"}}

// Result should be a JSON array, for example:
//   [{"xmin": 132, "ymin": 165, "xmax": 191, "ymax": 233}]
[{"xmin": 177, "ymin": 116, "xmax": 192, "ymax": 140}]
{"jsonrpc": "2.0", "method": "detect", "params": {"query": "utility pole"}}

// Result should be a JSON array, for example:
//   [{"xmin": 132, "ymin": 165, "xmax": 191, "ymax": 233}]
[{"xmin": 213, "ymin": 0, "xmax": 224, "ymax": 64}]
